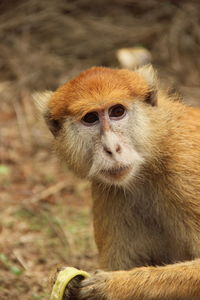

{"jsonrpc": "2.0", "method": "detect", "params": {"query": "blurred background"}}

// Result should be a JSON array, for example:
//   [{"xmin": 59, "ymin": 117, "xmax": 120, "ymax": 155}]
[{"xmin": 0, "ymin": 1, "xmax": 200, "ymax": 299}]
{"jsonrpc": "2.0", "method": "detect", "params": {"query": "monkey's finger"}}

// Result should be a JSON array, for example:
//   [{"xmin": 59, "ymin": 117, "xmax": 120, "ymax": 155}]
[
  {"xmin": 79, "ymin": 286, "xmax": 100, "ymax": 300},
  {"xmin": 80, "ymin": 278, "xmax": 97, "ymax": 287}
]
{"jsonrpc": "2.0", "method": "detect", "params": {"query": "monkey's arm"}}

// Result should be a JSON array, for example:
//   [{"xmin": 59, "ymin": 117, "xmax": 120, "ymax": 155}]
[{"xmin": 78, "ymin": 259, "xmax": 200, "ymax": 300}]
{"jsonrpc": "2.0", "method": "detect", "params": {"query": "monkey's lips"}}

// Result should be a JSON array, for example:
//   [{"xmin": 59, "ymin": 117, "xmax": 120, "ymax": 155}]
[{"xmin": 100, "ymin": 165, "xmax": 132, "ymax": 180}]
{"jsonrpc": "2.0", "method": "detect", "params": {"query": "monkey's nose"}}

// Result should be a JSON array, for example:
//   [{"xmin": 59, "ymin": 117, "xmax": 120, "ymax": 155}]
[{"xmin": 103, "ymin": 144, "xmax": 121, "ymax": 156}]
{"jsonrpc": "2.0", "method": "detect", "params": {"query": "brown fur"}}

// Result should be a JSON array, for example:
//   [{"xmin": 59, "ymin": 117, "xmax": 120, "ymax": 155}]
[{"xmin": 36, "ymin": 66, "xmax": 200, "ymax": 300}]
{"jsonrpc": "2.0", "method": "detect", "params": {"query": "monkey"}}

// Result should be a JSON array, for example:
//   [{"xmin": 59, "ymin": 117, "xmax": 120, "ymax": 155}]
[{"xmin": 35, "ymin": 65, "xmax": 200, "ymax": 300}]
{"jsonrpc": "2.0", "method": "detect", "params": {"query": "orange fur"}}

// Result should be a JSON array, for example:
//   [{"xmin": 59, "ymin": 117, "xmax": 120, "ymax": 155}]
[{"xmin": 48, "ymin": 67, "xmax": 151, "ymax": 120}]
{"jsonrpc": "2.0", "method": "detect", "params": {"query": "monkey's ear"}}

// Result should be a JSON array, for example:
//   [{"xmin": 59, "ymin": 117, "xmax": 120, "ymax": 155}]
[
  {"xmin": 136, "ymin": 64, "xmax": 157, "ymax": 106},
  {"xmin": 136, "ymin": 64, "xmax": 157, "ymax": 87},
  {"xmin": 33, "ymin": 91, "xmax": 62, "ymax": 136},
  {"xmin": 33, "ymin": 91, "xmax": 53, "ymax": 116}
]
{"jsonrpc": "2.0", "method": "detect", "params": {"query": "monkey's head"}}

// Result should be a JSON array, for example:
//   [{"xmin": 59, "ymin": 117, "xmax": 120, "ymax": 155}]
[{"xmin": 35, "ymin": 66, "xmax": 157, "ymax": 187}]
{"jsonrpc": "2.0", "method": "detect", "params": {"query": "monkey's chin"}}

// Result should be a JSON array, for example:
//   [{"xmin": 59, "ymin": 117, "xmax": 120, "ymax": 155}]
[{"xmin": 99, "ymin": 165, "xmax": 133, "ymax": 185}]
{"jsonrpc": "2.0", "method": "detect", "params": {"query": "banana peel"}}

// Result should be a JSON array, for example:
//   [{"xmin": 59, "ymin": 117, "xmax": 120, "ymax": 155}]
[{"xmin": 50, "ymin": 267, "xmax": 90, "ymax": 300}]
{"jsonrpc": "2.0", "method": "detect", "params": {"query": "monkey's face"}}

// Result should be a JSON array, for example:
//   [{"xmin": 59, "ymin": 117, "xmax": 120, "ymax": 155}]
[
  {"xmin": 54, "ymin": 102, "xmax": 151, "ymax": 187},
  {"xmin": 35, "ymin": 66, "xmax": 156, "ymax": 187},
  {"xmin": 82, "ymin": 103, "xmax": 143, "ymax": 186}
]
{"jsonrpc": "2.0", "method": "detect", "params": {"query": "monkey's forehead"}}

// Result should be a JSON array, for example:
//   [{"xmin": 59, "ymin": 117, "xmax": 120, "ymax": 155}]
[{"xmin": 48, "ymin": 67, "xmax": 150, "ymax": 119}]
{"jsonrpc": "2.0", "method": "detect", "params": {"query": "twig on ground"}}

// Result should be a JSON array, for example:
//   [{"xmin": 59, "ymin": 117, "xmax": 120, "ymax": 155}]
[
  {"xmin": 13, "ymin": 249, "xmax": 29, "ymax": 271},
  {"xmin": 29, "ymin": 181, "xmax": 68, "ymax": 203}
]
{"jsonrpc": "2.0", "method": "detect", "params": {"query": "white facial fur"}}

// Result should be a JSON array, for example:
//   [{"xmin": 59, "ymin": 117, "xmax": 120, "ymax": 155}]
[
  {"xmin": 87, "ymin": 119, "xmax": 144, "ymax": 186},
  {"xmin": 55, "ymin": 102, "xmax": 152, "ymax": 187}
]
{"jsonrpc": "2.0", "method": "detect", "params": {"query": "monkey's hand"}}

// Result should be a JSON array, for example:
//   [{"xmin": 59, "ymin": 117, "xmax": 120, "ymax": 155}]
[
  {"xmin": 78, "ymin": 260, "xmax": 200, "ymax": 300},
  {"xmin": 78, "ymin": 269, "xmax": 150, "ymax": 300},
  {"xmin": 67, "ymin": 269, "xmax": 144, "ymax": 300},
  {"xmin": 78, "ymin": 270, "xmax": 114, "ymax": 300}
]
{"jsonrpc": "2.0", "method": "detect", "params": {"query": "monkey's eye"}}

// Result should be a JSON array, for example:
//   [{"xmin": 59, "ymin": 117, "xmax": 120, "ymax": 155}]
[
  {"xmin": 81, "ymin": 112, "xmax": 99, "ymax": 125},
  {"xmin": 109, "ymin": 104, "xmax": 126, "ymax": 119}
]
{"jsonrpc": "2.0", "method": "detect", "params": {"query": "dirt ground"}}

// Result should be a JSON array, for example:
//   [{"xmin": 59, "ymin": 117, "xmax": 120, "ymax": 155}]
[{"xmin": 0, "ymin": 1, "xmax": 200, "ymax": 300}]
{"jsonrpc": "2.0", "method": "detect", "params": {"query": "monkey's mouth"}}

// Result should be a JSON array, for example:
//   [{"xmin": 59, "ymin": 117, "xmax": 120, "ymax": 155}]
[{"xmin": 100, "ymin": 165, "xmax": 132, "ymax": 179}]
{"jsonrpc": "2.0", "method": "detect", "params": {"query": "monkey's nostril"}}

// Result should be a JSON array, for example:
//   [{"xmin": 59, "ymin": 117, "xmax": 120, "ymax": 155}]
[
  {"xmin": 116, "ymin": 145, "xmax": 121, "ymax": 153},
  {"xmin": 104, "ymin": 145, "xmax": 121, "ymax": 156},
  {"xmin": 106, "ymin": 149, "xmax": 113, "ymax": 156},
  {"xmin": 104, "ymin": 147, "xmax": 113, "ymax": 156}
]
